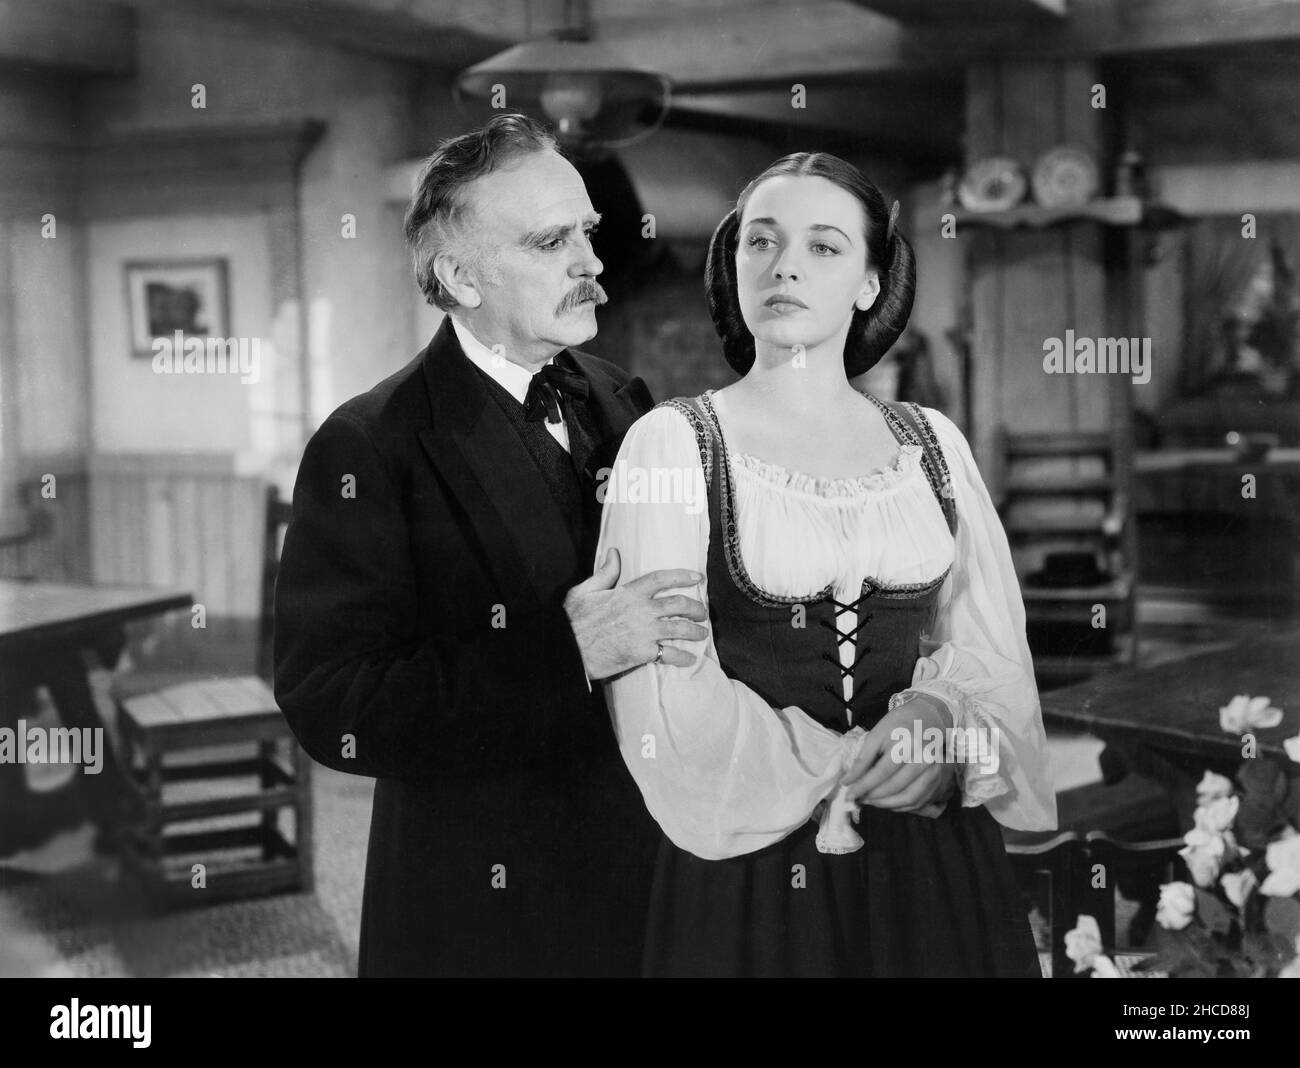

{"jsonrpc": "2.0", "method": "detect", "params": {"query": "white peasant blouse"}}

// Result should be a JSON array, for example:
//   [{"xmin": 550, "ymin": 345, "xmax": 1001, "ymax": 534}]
[{"xmin": 596, "ymin": 394, "xmax": 1057, "ymax": 862}]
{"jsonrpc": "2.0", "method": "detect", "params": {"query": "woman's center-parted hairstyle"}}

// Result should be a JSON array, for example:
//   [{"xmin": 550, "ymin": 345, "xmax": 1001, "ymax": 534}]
[
  {"xmin": 404, "ymin": 113, "xmax": 560, "ymax": 312},
  {"xmin": 706, "ymin": 152, "xmax": 916, "ymax": 377}
]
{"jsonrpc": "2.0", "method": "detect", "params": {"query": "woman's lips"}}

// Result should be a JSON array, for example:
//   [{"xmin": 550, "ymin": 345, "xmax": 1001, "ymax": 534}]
[{"xmin": 764, "ymin": 295, "xmax": 808, "ymax": 310}]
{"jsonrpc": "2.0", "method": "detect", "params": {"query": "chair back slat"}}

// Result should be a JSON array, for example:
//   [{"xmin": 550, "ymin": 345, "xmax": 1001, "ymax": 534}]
[
  {"xmin": 1083, "ymin": 831, "xmax": 1189, "ymax": 950},
  {"xmin": 256, "ymin": 485, "xmax": 293, "ymax": 681},
  {"xmin": 1006, "ymin": 831, "xmax": 1084, "ymax": 979}
]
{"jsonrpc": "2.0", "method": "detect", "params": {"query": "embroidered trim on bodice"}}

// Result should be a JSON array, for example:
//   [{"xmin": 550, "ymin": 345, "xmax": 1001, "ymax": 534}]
[{"xmin": 697, "ymin": 390, "xmax": 951, "ymax": 610}]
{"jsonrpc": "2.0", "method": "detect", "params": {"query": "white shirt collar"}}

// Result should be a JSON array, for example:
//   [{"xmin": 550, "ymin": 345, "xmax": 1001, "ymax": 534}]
[{"xmin": 449, "ymin": 316, "xmax": 555, "ymax": 407}]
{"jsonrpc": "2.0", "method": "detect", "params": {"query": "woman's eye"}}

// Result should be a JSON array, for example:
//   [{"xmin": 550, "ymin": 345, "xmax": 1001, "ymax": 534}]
[
  {"xmin": 746, "ymin": 235, "xmax": 775, "ymax": 250},
  {"xmin": 812, "ymin": 242, "xmax": 839, "ymax": 255}
]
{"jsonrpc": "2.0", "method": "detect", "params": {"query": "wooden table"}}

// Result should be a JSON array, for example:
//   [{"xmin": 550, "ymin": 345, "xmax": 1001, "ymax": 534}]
[
  {"xmin": 1041, "ymin": 628, "xmax": 1300, "ymax": 833},
  {"xmin": 0, "ymin": 580, "xmax": 192, "ymax": 855},
  {"xmin": 1041, "ymin": 628, "xmax": 1300, "ymax": 764}
]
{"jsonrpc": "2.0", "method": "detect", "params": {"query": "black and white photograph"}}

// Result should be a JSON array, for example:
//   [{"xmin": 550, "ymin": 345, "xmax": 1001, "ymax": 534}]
[
  {"xmin": 0, "ymin": 0, "xmax": 1298, "ymax": 1027},
  {"xmin": 124, "ymin": 258, "xmax": 230, "ymax": 357}
]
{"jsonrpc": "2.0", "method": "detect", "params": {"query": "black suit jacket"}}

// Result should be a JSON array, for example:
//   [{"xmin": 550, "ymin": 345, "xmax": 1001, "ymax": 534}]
[{"xmin": 274, "ymin": 318, "xmax": 657, "ymax": 976}]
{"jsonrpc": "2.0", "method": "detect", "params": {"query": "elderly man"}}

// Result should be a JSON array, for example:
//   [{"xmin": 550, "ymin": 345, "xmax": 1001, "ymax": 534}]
[{"xmin": 274, "ymin": 114, "xmax": 706, "ymax": 976}]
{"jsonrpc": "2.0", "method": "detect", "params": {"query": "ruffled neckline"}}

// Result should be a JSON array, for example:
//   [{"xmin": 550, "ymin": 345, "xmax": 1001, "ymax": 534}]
[{"xmin": 729, "ymin": 442, "xmax": 925, "ymax": 499}]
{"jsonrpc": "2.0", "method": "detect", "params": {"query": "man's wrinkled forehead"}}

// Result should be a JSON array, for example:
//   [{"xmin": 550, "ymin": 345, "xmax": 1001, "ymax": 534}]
[{"xmin": 466, "ymin": 151, "xmax": 594, "ymax": 237}]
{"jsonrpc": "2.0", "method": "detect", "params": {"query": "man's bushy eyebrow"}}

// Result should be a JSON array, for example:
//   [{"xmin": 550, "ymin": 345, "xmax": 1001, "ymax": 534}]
[{"xmin": 520, "ymin": 212, "xmax": 603, "ymax": 247}]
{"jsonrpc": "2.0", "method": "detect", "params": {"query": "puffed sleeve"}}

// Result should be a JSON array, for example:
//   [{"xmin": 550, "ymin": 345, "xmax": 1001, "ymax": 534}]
[
  {"xmin": 596, "ymin": 405, "xmax": 865, "ymax": 861},
  {"xmin": 895, "ymin": 408, "xmax": 1058, "ymax": 832}
]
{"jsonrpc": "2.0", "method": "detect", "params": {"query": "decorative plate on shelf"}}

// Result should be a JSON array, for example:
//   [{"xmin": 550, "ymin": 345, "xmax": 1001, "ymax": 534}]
[
  {"xmin": 957, "ymin": 156, "xmax": 1028, "ymax": 212},
  {"xmin": 1031, "ymin": 145, "xmax": 1100, "ymax": 208}
]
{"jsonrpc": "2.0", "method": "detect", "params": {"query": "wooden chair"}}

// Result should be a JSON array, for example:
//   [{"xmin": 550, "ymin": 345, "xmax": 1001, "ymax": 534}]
[
  {"xmin": 112, "ymin": 485, "xmax": 311, "ymax": 908},
  {"xmin": 1054, "ymin": 770, "xmax": 1181, "ymax": 846},
  {"xmin": 1083, "ymin": 831, "xmax": 1189, "ymax": 952},
  {"xmin": 997, "ymin": 428, "xmax": 1139, "ymax": 686},
  {"xmin": 1004, "ymin": 831, "xmax": 1085, "ymax": 979}
]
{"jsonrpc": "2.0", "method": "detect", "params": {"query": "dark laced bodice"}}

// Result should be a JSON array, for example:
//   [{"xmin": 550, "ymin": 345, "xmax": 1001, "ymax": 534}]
[{"xmin": 658, "ymin": 391, "xmax": 958, "ymax": 733}]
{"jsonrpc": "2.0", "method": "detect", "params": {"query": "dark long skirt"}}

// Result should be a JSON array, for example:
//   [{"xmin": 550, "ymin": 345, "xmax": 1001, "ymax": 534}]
[{"xmin": 643, "ymin": 800, "xmax": 1039, "ymax": 978}]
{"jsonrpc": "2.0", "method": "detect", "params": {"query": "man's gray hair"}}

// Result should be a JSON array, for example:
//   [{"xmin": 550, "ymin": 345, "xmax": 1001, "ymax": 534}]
[{"xmin": 404, "ymin": 113, "xmax": 559, "ymax": 311}]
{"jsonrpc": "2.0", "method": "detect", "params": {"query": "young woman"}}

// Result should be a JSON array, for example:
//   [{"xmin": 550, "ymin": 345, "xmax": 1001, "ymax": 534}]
[{"xmin": 596, "ymin": 152, "xmax": 1057, "ymax": 977}]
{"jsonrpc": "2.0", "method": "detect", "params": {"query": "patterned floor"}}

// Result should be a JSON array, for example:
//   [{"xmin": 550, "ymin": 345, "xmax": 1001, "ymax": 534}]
[{"xmin": 0, "ymin": 767, "xmax": 371, "ymax": 977}]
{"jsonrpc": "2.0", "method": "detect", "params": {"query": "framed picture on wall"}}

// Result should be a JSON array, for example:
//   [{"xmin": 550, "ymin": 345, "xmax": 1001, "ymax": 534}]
[{"xmin": 124, "ymin": 258, "xmax": 229, "ymax": 357}]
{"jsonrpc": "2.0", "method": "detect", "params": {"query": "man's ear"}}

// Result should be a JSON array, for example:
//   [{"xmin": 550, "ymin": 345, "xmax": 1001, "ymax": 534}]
[
  {"xmin": 432, "ymin": 249, "xmax": 482, "ymax": 310},
  {"xmin": 855, "ymin": 272, "xmax": 881, "ymax": 313}
]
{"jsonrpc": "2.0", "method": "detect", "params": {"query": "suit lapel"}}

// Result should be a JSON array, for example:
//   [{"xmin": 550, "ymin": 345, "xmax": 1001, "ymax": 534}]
[
  {"xmin": 560, "ymin": 350, "xmax": 654, "ymax": 484},
  {"xmin": 417, "ymin": 320, "xmax": 579, "ymax": 609}
]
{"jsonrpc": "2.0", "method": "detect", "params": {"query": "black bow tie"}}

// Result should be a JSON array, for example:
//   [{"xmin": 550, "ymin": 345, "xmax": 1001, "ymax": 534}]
[{"xmin": 523, "ymin": 363, "xmax": 589, "ymax": 424}]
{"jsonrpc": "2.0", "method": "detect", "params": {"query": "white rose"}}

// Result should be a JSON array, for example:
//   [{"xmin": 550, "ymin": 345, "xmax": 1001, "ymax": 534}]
[
  {"xmin": 1180, "ymin": 827, "xmax": 1226, "ymax": 888},
  {"xmin": 1156, "ymin": 881, "xmax": 1196, "ymax": 931},
  {"xmin": 1260, "ymin": 829, "xmax": 1300, "ymax": 898},
  {"xmin": 1284, "ymin": 733, "xmax": 1300, "ymax": 765},
  {"xmin": 1196, "ymin": 770, "xmax": 1235, "ymax": 805},
  {"xmin": 1220, "ymin": 868, "xmax": 1257, "ymax": 909},
  {"xmin": 1219, "ymin": 694, "xmax": 1283, "ymax": 733},
  {"xmin": 1065, "ymin": 915, "xmax": 1104, "ymax": 972},
  {"xmin": 1090, "ymin": 954, "xmax": 1120, "ymax": 978},
  {"xmin": 1194, "ymin": 796, "xmax": 1240, "ymax": 835}
]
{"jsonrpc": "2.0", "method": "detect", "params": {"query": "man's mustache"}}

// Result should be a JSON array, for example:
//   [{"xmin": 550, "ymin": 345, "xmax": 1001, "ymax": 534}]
[{"xmin": 557, "ymin": 281, "xmax": 608, "ymax": 314}]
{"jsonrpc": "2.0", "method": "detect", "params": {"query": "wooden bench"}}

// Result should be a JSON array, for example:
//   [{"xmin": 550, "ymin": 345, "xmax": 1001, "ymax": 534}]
[
  {"xmin": 110, "ymin": 486, "xmax": 310, "ymax": 908},
  {"xmin": 116, "ymin": 675, "xmax": 312, "ymax": 907}
]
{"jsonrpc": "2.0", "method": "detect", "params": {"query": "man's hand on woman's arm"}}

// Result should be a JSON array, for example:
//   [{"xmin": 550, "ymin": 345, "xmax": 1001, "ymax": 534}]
[{"xmin": 564, "ymin": 548, "xmax": 708, "ymax": 680}]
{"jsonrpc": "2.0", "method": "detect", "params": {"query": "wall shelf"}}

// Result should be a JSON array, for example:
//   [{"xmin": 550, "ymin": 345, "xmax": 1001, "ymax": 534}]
[{"xmin": 952, "ymin": 196, "xmax": 1184, "ymax": 231}]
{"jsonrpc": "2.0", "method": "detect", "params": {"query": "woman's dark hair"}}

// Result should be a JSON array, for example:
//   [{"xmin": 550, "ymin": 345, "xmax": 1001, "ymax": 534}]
[{"xmin": 705, "ymin": 152, "xmax": 916, "ymax": 377}]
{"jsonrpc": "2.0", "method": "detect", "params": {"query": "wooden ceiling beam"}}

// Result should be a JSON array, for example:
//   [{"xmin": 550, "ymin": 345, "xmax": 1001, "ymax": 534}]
[
  {"xmin": 0, "ymin": 0, "xmax": 135, "ymax": 76},
  {"xmin": 96, "ymin": 0, "xmax": 1300, "ymax": 88},
  {"xmin": 849, "ymin": 0, "xmax": 1067, "ymax": 25},
  {"xmin": 595, "ymin": 0, "xmax": 1300, "ymax": 89},
  {"xmin": 670, "ymin": 86, "xmax": 961, "ymax": 157}
]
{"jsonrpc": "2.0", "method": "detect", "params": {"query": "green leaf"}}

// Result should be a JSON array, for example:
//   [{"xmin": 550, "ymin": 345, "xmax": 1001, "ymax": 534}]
[
  {"xmin": 1195, "ymin": 888, "xmax": 1235, "ymax": 936},
  {"xmin": 1284, "ymin": 776, "xmax": 1300, "ymax": 825},
  {"xmin": 1242, "ymin": 930, "xmax": 1286, "ymax": 970},
  {"xmin": 1235, "ymin": 794, "xmax": 1283, "ymax": 851},
  {"xmin": 1152, "ymin": 929, "xmax": 1207, "ymax": 974},
  {"xmin": 1239, "ymin": 758, "xmax": 1286, "ymax": 804},
  {"xmin": 1264, "ymin": 895, "xmax": 1300, "ymax": 942}
]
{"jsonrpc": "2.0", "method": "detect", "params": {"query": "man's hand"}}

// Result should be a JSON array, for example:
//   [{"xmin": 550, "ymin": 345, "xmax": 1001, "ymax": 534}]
[
  {"xmin": 839, "ymin": 699, "xmax": 959, "ymax": 818},
  {"xmin": 564, "ymin": 548, "xmax": 709, "ymax": 681}
]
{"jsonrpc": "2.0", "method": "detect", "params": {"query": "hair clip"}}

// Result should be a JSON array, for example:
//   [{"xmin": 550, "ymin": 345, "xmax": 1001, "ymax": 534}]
[{"xmin": 886, "ymin": 199, "xmax": 901, "ymax": 244}]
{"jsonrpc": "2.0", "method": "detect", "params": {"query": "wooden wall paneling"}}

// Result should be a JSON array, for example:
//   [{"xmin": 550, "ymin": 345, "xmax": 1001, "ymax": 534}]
[
  {"xmin": 144, "ymin": 473, "xmax": 174, "ymax": 590},
  {"xmin": 38, "ymin": 469, "xmax": 91, "ymax": 582},
  {"xmin": 1000, "ymin": 60, "xmax": 1059, "ymax": 163},
  {"xmin": 170, "ymin": 476, "xmax": 200, "ymax": 611},
  {"xmin": 199, "ymin": 475, "xmax": 233, "ymax": 618},
  {"xmin": 1000, "ymin": 229, "xmax": 1070, "ymax": 432},
  {"xmin": 1067, "ymin": 224, "xmax": 1113, "ymax": 434},
  {"xmin": 1060, "ymin": 59, "xmax": 1104, "ymax": 161},
  {"xmin": 965, "ymin": 61, "xmax": 1002, "ymax": 162},
  {"xmin": 226, "ymin": 475, "xmax": 263, "ymax": 621},
  {"xmin": 968, "ymin": 228, "xmax": 1005, "ymax": 487},
  {"xmin": 89, "ymin": 463, "xmax": 115, "ymax": 585},
  {"xmin": 121, "ymin": 470, "xmax": 147, "ymax": 587}
]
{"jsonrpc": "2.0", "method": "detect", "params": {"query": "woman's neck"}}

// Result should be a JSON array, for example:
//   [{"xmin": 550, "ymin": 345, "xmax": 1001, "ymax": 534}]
[{"xmin": 736, "ymin": 339, "xmax": 862, "ymax": 417}]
